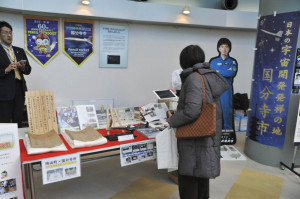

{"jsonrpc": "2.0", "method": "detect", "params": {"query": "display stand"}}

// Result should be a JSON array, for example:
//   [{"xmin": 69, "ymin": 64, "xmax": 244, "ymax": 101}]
[
  {"xmin": 281, "ymin": 99, "xmax": 300, "ymax": 176},
  {"xmin": 106, "ymin": 104, "xmax": 126, "ymax": 134},
  {"xmin": 280, "ymin": 146, "xmax": 300, "ymax": 177}
]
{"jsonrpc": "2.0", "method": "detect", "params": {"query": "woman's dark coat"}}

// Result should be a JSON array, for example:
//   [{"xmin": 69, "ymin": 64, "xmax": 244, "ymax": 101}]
[{"xmin": 170, "ymin": 62, "xmax": 229, "ymax": 178}]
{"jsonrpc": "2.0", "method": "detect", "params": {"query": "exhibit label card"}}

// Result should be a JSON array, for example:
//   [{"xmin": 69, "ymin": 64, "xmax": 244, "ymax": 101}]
[
  {"xmin": 0, "ymin": 123, "xmax": 23, "ymax": 199},
  {"xmin": 100, "ymin": 24, "xmax": 128, "ymax": 68},
  {"xmin": 41, "ymin": 154, "xmax": 81, "ymax": 185},
  {"xmin": 120, "ymin": 140, "xmax": 156, "ymax": 167}
]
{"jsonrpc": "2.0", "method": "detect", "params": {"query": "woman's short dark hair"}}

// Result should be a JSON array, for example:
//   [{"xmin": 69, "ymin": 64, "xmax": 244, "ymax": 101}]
[{"xmin": 180, "ymin": 45, "xmax": 205, "ymax": 69}]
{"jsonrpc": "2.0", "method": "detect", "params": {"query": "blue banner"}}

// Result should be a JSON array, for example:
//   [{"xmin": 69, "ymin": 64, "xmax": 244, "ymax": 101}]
[
  {"xmin": 63, "ymin": 20, "xmax": 94, "ymax": 67},
  {"xmin": 247, "ymin": 11, "xmax": 300, "ymax": 147},
  {"xmin": 25, "ymin": 17, "xmax": 60, "ymax": 67}
]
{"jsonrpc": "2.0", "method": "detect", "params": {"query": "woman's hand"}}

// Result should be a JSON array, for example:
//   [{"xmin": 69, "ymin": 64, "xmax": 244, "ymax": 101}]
[
  {"xmin": 168, "ymin": 88, "xmax": 177, "ymax": 95},
  {"xmin": 166, "ymin": 111, "xmax": 173, "ymax": 124}
]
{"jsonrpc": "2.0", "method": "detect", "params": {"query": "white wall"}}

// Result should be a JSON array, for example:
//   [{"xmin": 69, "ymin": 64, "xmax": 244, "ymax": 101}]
[
  {"xmin": 149, "ymin": 0, "xmax": 260, "ymax": 12},
  {"xmin": 1, "ymin": 12, "xmax": 256, "ymax": 108},
  {"xmin": 0, "ymin": 0, "xmax": 258, "ymax": 30}
]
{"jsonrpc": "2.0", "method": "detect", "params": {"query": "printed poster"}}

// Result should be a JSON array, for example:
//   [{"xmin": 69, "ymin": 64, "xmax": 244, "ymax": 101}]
[
  {"xmin": 291, "ymin": 49, "xmax": 300, "ymax": 94},
  {"xmin": 0, "ymin": 124, "xmax": 23, "ymax": 199},
  {"xmin": 293, "ymin": 100, "xmax": 300, "ymax": 145},
  {"xmin": 63, "ymin": 19, "xmax": 94, "ymax": 67},
  {"xmin": 76, "ymin": 105, "xmax": 99, "ymax": 129},
  {"xmin": 247, "ymin": 11, "xmax": 300, "ymax": 148},
  {"xmin": 100, "ymin": 24, "xmax": 128, "ymax": 68},
  {"xmin": 41, "ymin": 154, "xmax": 81, "ymax": 185},
  {"xmin": 24, "ymin": 16, "xmax": 60, "ymax": 67},
  {"xmin": 120, "ymin": 140, "xmax": 156, "ymax": 167}
]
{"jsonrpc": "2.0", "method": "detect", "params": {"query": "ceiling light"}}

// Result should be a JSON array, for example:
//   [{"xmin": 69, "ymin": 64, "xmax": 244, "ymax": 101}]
[
  {"xmin": 182, "ymin": 6, "xmax": 191, "ymax": 15},
  {"xmin": 81, "ymin": 0, "xmax": 90, "ymax": 5}
]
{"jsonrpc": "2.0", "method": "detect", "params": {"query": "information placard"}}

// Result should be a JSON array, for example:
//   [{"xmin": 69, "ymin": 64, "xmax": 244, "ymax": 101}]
[
  {"xmin": 41, "ymin": 154, "xmax": 81, "ymax": 184},
  {"xmin": 120, "ymin": 140, "xmax": 156, "ymax": 167},
  {"xmin": 100, "ymin": 24, "xmax": 128, "ymax": 68},
  {"xmin": 0, "ymin": 124, "xmax": 23, "ymax": 199}
]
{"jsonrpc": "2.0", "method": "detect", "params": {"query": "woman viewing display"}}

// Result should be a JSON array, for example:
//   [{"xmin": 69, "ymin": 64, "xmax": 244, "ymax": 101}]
[{"xmin": 167, "ymin": 45, "xmax": 229, "ymax": 199}]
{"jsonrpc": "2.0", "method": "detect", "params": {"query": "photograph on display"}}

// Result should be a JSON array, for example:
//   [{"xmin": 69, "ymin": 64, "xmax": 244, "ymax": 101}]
[
  {"xmin": 294, "ymin": 69, "xmax": 300, "ymax": 85},
  {"xmin": 122, "ymin": 146, "xmax": 132, "ymax": 154},
  {"xmin": 47, "ymin": 168, "xmax": 63, "ymax": 182},
  {"xmin": 56, "ymin": 107, "xmax": 80, "ymax": 129},
  {"xmin": 65, "ymin": 167, "xmax": 77, "ymax": 177},
  {"xmin": 0, "ymin": 178, "xmax": 17, "ymax": 196},
  {"xmin": 140, "ymin": 143, "xmax": 147, "ymax": 151},
  {"xmin": 0, "ymin": 134, "xmax": 14, "ymax": 150},
  {"xmin": 140, "ymin": 152, "xmax": 147, "ymax": 161},
  {"xmin": 125, "ymin": 157, "xmax": 131, "ymax": 164},
  {"xmin": 296, "ymin": 53, "xmax": 300, "ymax": 67},
  {"xmin": 147, "ymin": 151, "xmax": 154, "ymax": 158},
  {"xmin": 131, "ymin": 155, "xmax": 139, "ymax": 164},
  {"xmin": 147, "ymin": 141, "xmax": 155, "ymax": 150}
]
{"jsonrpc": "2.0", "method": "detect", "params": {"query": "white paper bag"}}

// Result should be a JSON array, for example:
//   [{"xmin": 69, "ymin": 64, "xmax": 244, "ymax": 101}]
[{"xmin": 156, "ymin": 127, "xmax": 178, "ymax": 170}]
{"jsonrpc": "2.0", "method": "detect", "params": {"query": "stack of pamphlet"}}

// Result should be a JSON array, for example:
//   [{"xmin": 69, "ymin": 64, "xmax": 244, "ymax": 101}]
[
  {"xmin": 135, "ymin": 127, "xmax": 161, "ymax": 138},
  {"xmin": 139, "ymin": 103, "xmax": 169, "ymax": 131}
]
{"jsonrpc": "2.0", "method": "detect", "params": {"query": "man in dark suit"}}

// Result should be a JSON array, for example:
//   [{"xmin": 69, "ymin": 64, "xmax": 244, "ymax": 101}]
[{"xmin": 0, "ymin": 21, "xmax": 31, "ymax": 127}]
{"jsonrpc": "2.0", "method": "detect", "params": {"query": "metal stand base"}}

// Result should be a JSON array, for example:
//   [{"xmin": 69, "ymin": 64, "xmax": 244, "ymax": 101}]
[
  {"xmin": 279, "ymin": 145, "xmax": 300, "ymax": 177},
  {"xmin": 280, "ymin": 162, "xmax": 300, "ymax": 177}
]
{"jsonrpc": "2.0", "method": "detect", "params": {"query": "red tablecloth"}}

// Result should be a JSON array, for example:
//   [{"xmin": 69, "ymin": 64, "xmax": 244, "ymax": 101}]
[{"xmin": 20, "ymin": 129, "xmax": 149, "ymax": 163}]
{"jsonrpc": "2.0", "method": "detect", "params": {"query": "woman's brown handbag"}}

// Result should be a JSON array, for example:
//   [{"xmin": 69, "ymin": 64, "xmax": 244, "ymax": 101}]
[{"xmin": 176, "ymin": 72, "xmax": 216, "ymax": 138}]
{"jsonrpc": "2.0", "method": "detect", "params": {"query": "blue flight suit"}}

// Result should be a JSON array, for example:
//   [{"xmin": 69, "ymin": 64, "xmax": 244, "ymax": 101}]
[{"xmin": 210, "ymin": 56, "xmax": 237, "ymax": 130}]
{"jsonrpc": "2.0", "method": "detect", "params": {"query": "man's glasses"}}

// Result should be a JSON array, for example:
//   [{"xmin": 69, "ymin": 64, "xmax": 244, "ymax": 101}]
[{"xmin": 1, "ymin": 31, "xmax": 13, "ymax": 36}]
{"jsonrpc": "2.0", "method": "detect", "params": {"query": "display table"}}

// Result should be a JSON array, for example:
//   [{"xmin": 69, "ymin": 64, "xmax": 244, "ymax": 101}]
[{"xmin": 20, "ymin": 128, "xmax": 150, "ymax": 199}]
